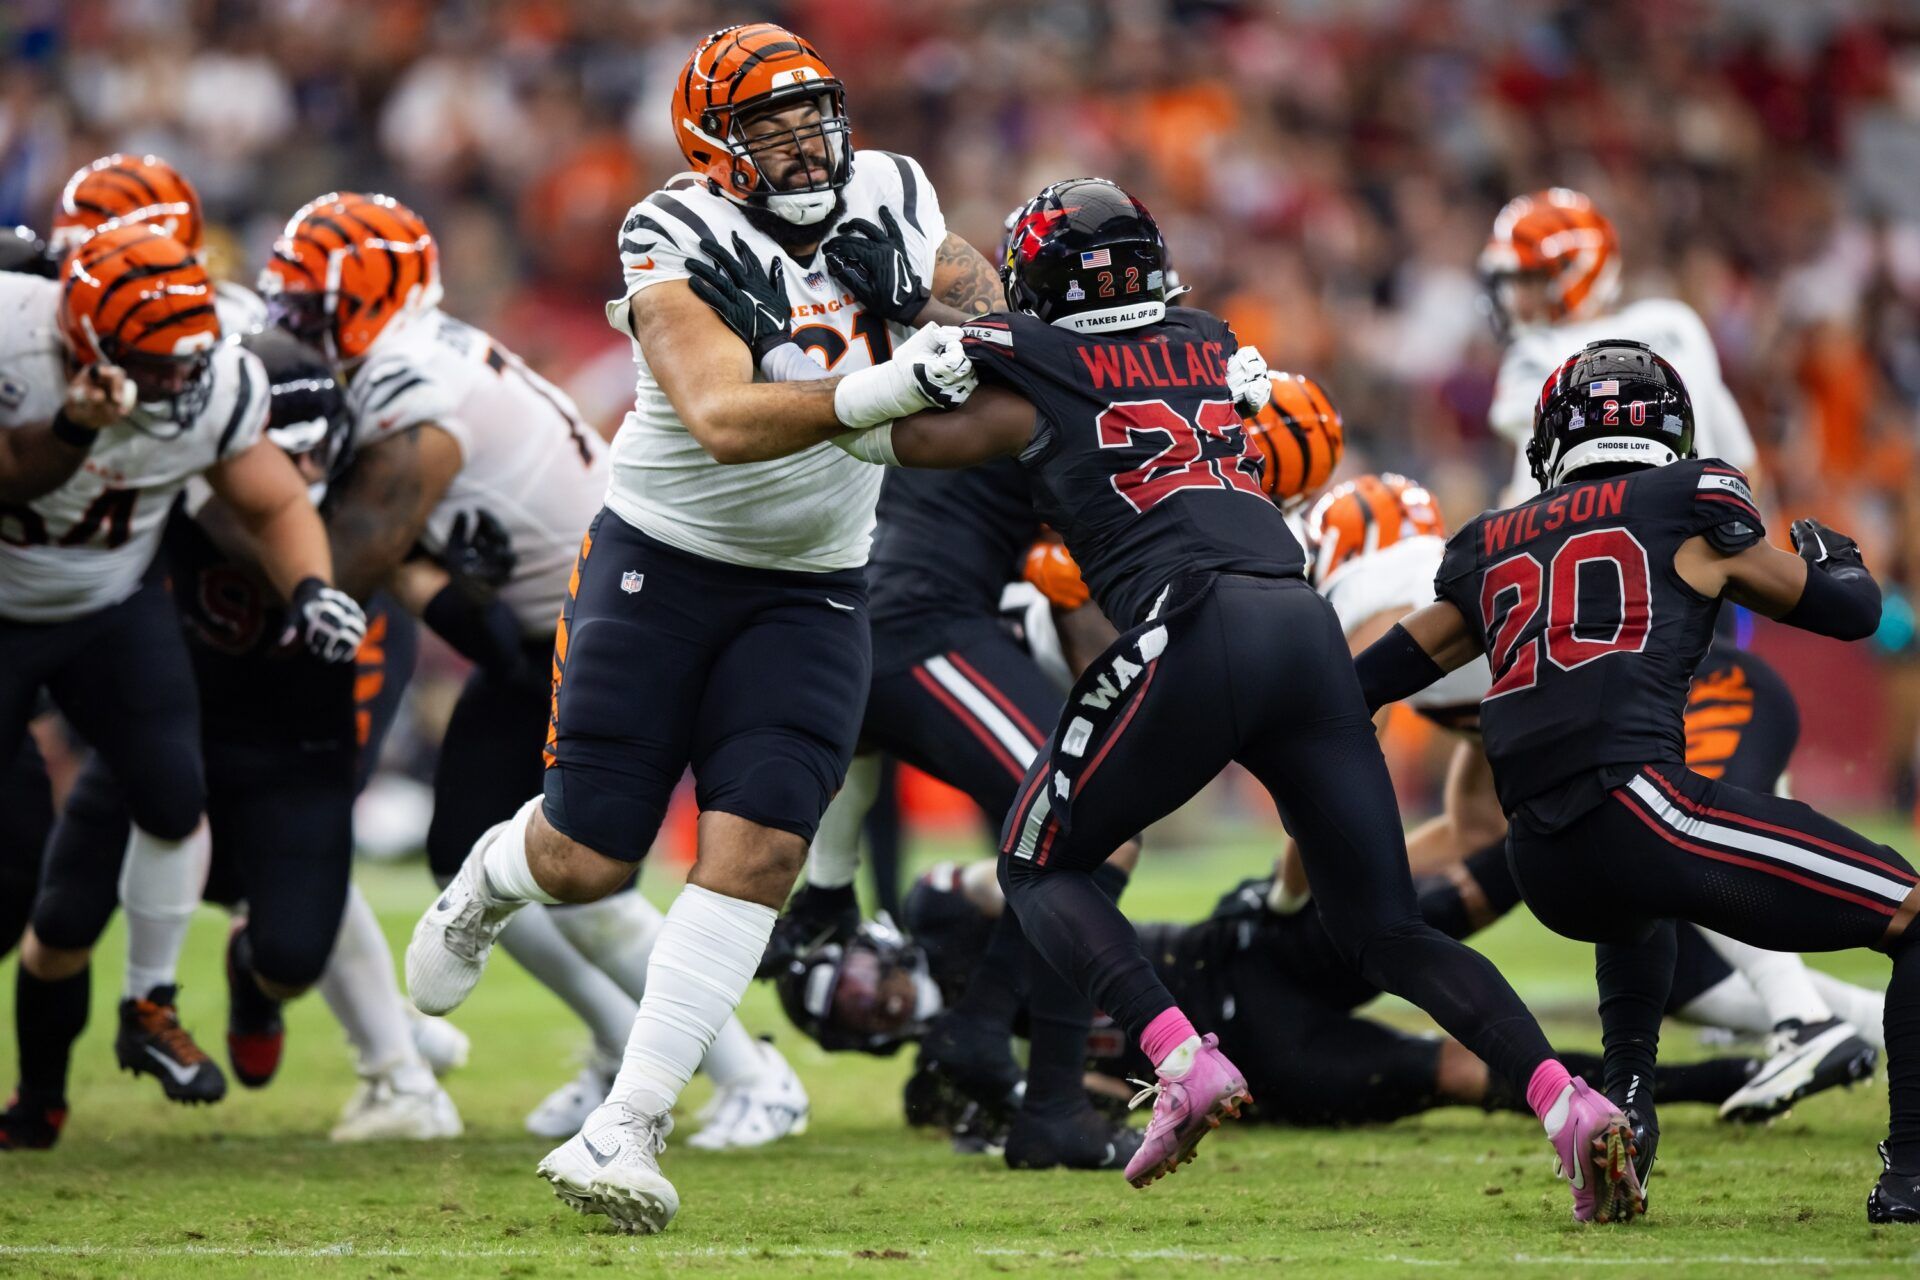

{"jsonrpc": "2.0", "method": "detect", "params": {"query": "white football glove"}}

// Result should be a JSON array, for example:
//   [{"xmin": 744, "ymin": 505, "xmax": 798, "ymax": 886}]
[
  {"xmin": 1227, "ymin": 346, "xmax": 1272, "ymax": 418},
  {"xmin": 833, "ymin": 323, "xmax": 977, "ymax": 429},
  {"xmin": 290, "ymin": 577, "xmax": 368, "ymax": 664}
]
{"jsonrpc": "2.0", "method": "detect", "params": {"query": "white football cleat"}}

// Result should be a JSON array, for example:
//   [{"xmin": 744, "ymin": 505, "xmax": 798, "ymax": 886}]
[
  {"xmin": 406, "ymin": 834, "xmax": 523, "ymax": 1015},
  {"xmin": 526, "ymin": 1059, "xmax": 617, "ymax": 1139},
  {"xmin": 686, "ymin": 1040, "xmax": 810, "ymax": 1151},
  {"xmin": 407, "ymin": 1007, "xmax": 470, "ymax": 1077},
  {"xmin": 330, "ymin": 1071, "xmax": 463, "ymax": 1142},
  {"xmin": 1719, "ymin": 1017, "xmax": 1878, "ymax": 1122},
  {"xmin": 537, "ymin": 1103, "xmax": 679, "ymax": 1234}
]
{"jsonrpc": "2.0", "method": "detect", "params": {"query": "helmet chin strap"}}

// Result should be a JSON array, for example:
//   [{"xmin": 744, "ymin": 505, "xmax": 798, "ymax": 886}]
[{"xmin": 1550, "ymin": 436, "xmax": 1679, "ymax": 486}]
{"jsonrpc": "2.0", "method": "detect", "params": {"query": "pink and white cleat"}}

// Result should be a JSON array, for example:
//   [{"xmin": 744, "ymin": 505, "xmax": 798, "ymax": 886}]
[
  {"xmin": 1123, "ymin": 1033, "xmax": 1250, "ymax": 1188},
  {"xmin": 1546, "ymin": 1077, "xmax": 1644, "ymax": 1224}
]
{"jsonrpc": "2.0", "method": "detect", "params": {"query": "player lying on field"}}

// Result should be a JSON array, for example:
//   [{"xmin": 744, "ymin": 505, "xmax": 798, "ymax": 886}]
[{"xmin": 775, "ymin": 857, "xmax": 1762, "ymax": 1130}]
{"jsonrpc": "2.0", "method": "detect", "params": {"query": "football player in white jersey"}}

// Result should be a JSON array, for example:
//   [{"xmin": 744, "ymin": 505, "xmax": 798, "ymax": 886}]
[
  {"xmin": 404, "ymin": 21, "xmax": 983, "ymax": 1233},
  {"xmin": 259, "ymin": 190, "xmax": 812, "ymax": 1149},
  {"xmin": 1, "ymin": 223, "xmax": 363, "ymax": 1130},
  {"xmin": 15, "ymin": 158, "xmax": 474, "ymax": 1140},
  {"xmin": 1482, "ymin": 187, "xmax": 1756, "ymax": 502},
  {"xmin": 1481, "ymin": 188, "xmax": 1879, "ymax": 1110}
]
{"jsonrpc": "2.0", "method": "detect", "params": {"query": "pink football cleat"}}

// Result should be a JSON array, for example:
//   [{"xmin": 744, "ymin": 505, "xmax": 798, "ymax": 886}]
[
  {"xmin": 1123, "ymin": 1033, "xmax": 1250, "ymax": 1188},
  {"xmin": 1546, "ymin": 1077, "xmax": 1644, "ymax": 1224}
]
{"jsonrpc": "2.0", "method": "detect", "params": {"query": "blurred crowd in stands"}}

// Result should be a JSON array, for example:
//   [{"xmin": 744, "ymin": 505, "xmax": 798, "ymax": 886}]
[{"xmin": 8, "ymin": 0, "xmax": 1920, "ymax": 819}]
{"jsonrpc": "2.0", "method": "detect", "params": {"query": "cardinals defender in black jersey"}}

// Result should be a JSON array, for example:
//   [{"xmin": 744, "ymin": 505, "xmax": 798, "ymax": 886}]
[
  {"xmin": 807, "ymin": 177, "xmax": 1619, "ymax": 1212},
  {"xmin": 1358, "ymin": 338, "xmax": 1920, "ymax": 1225}
]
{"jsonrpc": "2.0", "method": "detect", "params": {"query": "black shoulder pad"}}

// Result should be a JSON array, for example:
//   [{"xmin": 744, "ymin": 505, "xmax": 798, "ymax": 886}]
[{"xmin": 1689, "ymin": 461, "xmax": 1766, "ymax": 552}]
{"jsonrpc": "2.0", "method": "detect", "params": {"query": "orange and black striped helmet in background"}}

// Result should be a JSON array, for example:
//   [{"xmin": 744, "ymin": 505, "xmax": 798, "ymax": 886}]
[
  {"xmin": 1243, "ymin": 371, "xmax": 1344, "ymax": 507},
  {"xmin": 258, "ymin": 192, "xmax": 440, "ymax": 362},
  {"xmin": 50, "ymin": 153, "xmax": 204, "ymax": 259},
  {"xmin": 1479, "ymin": 188, "xmax": 1620, "ymax": 331},
  {"xmin": 59, "ymin": 222, "xmax": 221, "ymax": 420},
  {"xmin": 1305, "ymin": 473, "xmax": 1446, "ymax": 587},
  {"xmin": 673, "ymin": 23, "xmax": 850, "ymax": 223}
]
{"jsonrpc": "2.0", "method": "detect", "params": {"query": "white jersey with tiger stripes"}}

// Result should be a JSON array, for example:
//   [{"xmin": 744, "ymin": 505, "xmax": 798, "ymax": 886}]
[
  {"xmin": 346, "ymin": 308, "xmax": 609, "ymax": 634},
  {"xmin": 1491, "ymin": 297, "xmax": 1757, "ymax": 502},
  {"xmin": 0, "ymin": 272, "xmax": 267, "ymax": 622},
  {"xmin": 1319, "ymin": 534, "xmax": 1492, "ymax": 717},
  {"xmin": 604, "ymin": 150, "xmax": 946, "ymax": 572}
]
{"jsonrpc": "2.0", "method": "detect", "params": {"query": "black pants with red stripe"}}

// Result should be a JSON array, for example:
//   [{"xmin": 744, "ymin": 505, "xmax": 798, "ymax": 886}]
[
  {"xmin": 1511, "ymin": 763, "xmax": 1920, "ymax": 1168},
  {"xmin": 867, "ymin": 617, "xmax": 1112, "ymax": 1111},
  {"xmin": 999, "ymin": 573, "xmax": 1558, "ymax": 1093},
  {"xmin": 864, "ymin": 620, "xmax": 1054, "ymax": 823}
]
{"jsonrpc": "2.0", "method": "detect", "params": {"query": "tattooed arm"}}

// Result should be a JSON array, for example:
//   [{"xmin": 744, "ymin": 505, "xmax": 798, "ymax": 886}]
[
  {"xmin": 916, "ymin": 233, "xmax": 1002, "ymax": 326},
  {"xmin": 323, "ymin": 424, "xmax": 463, "ymax": 600}
]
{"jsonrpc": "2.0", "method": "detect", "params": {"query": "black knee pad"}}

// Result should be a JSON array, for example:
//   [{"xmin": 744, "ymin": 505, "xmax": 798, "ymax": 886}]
[
  {"xmin": 31, "ymin": 880, "xmax": 117, "ymax": 952},
  {"xmin": 125, "ymin": 775, "xmax": 206, "ymax": 843},
  {"xmin": 248, "ymin": 925, "xmax": 333, "ymax": 991}
]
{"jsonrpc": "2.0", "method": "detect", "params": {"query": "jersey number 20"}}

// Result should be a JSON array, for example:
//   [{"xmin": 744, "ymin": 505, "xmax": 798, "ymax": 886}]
[
  {"xmin": 1481, "ymin": 528, "xmax": 1651, "ymax": 697},
  {"xmin": 1096, "ymin": 399, "xmax": 1263, "ymax": 514}
]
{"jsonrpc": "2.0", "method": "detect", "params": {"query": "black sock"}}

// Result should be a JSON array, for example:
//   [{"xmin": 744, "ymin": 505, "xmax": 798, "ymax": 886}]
[
  {"xmin": 1353, "ymin": 917, "xmax": 1557, "ymax": 1097},
  {"xmin": 1004, "ymin": 862, "xmax": 1168, "ymax": 1041},
  {"xmin": 1023, "ymin": 858, "xmax": 1131, "ymax": 1116},
  {"xmin": 950, "ymin": 908, "xmax": 1029, "ymax": 1028},
  {"xmin": 1596, "ymin": 921, "xmax": 1677, "ymax": 1111},
  {"xmin": 16, "ymin": 965, "xmax": 90, "ymax": 1109},
  {"xmin": 1650, "ymin": 1055, "xmax": 1758, "ymax": 1105},
  {"xmin": 796, "ymin": 880, "xmax": 856, "ymax": 916},
  {"xmin": 1885, "ymin": 939, "xmax": 1920, "ymax": 1173}
]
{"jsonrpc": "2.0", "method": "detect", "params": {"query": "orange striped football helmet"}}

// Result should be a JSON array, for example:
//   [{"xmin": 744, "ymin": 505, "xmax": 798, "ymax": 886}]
[
  {"xmin": 674, "ymin": 23, "xmax": 850, "ymax": 226},
  {"xmin": 50, "ymin": 154, "xmax": 204, "ymax": 259},
  {"xmin": 60, "ymin": 223, "xmax": 220, "ymax": 421},
  {"xmin": 1305, "ymin": 473, "xmax": 1445, "ymax": 586},
  {"xmin": 1479, "ymin": 188, "xmax": 1620, "ymax": 332},
  {"xmin": 1244, "ymin": 372, "xmax": 1344, "ymax": 507},
  {"xmin": 258, "ymin": 192, "xmax": 441, "ymax": 362}
]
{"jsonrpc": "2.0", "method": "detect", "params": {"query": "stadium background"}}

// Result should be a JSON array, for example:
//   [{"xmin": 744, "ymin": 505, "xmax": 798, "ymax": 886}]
[{"xmin": 9, "ymin": 0, "xmax": 1920, "ymax": 839}]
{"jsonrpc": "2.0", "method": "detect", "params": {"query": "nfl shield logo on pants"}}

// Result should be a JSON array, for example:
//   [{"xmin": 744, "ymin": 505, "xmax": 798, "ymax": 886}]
[{"xmin": 621, "ymin": 570, "xmax": 644, "ymax": 594}]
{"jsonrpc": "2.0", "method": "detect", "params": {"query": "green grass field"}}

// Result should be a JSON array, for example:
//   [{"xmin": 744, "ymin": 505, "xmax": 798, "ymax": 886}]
[{"xmin": 4, "ymin": 826, "xmax": 1920, "ymax": 1279}]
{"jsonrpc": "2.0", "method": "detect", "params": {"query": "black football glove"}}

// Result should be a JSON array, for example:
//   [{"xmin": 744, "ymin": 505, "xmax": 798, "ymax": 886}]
[
  {"xmin": 822, "ymin": 207, "xmax": 930, "ymax": 324},
  {"xmin": 289, "ymin": 576, "xmax": 367, "ymax": 664},
  {"xmin": 441, "ymin": 509, "xmax": 516, "ymax": 590},
  {"xmin": 686, "ymin": 232, "xmax": 792, "ymax": 362},
  {"xmin": 1791, "ymin": 518, "xmax": 1867, "ymax": 576}
]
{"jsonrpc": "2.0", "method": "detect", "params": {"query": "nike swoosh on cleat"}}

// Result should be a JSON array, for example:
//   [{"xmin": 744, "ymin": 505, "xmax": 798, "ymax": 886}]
[
  {"xmin": 583, "ymin": 1135, "xmax": 616, "ymax": 1167},
  {"xmin": 144, "ymin": 1045, "xmax": 203, "ymax": 1087}
]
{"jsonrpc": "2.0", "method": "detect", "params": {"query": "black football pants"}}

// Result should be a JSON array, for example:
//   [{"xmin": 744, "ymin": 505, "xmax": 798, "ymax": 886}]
[
  {"xmin": 999, "ymin": 573, "xmax": 1557, "ymax": 1091},
  {"xmin": 1511, "ymin": 763, "xmax": 1920, "ymax": 1170}
]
